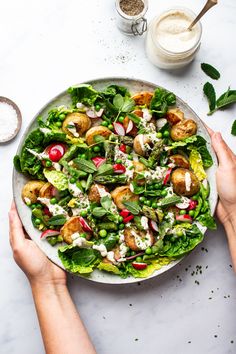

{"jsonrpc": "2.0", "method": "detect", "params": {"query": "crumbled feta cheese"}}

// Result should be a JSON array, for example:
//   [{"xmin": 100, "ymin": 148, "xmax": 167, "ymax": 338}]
[
  {"xmin": 37, "ymin": 197, "xmax": 68, "ymax": 217},
  {"xmin": 141, "ymin": 216, "xmax": 149, "ymax": 230},
  {"xmin": 185, "ymin": 172, "xmax": 192, "ymax": 192},
  {"xmin": 93, "ymin": 244, "xmax": 107, "ymax": 257}
]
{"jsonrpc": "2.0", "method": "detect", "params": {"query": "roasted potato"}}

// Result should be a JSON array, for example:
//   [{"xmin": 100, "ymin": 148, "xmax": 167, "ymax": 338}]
[
  {"xmin": 171, "ymin": 168, "xmax": 200, "ymax": 197},
  {"xmin": 166, "ymin": 108, "xmax": 184, "ymax": 125},
  {"xmin": 124, "ymin": 228, "xmax": 155, "ymax": 251},
  {"xmin": 85, "ymin": 126, "xmax": 112, "ymax": 146},
  {"xmin": 133, "ymin": 161, "xmax": 146, "ymax": 185},
  {"xmin": 39, "ymin": 182, "xmax": 55, "ymax": 198},
  {"xmin": 132, "ymin": 91, "xmax": 153, "ymax": 107},
  {"xmin": 111, "ymin": 185, "xmax": 139, "ymax": 210},
  {"xmin": 61, "ymin": 216, "xmax": 91, "ymax": 244},
  {"xmin": 88, "ymin": 184, "xmax": 108, "ymax": 204},
  {"xmin": 169, "ymin": 154, "xmax": 189, "ymax": 169},
  {"xmin": 22, "ymin": 180, "xmax": 46, "ymax": 204},
  {"xmin": 133, "ymin": 134, "xmax": 151, "ymax": 156},
  {"xmin": 170, "ymin": 119, "xmax": 197, "ymax": 141},
  {"xmin": 62, "ymin": 112, "xmax": 91, "ymax": 137}
]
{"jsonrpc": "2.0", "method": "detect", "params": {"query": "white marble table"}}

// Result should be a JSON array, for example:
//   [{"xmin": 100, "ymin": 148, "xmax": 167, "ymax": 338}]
[{"xmin": 0, "ymin": 0, "xmax": 236, "ymax": 353}]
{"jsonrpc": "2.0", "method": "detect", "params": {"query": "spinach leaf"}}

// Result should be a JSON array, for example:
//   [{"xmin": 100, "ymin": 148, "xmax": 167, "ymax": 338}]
[
  {"xmin": 47, "ymin": 215, "xmax": 67, "ymax": 226},
  {"xmin": 231, "ymin": 120, "xmax": 236, "ymax": 136},
  {"xmin": 113, "ymin": 94, "xmax": 135, "ymax": 113},
  {"xmin": 92, "ymin": 207, "xmax": 107, "ymax": 218},
  {"xmin": 68, "ymin": 84, "xmax": 99, "ymax": 107},
  {"xmin": 203, "ymin": 82, "xmax": 216, "ymax": 113},
  {"xmin": 150, "ymin": 88, "xmax": 176, "ymax": 117},
  {"xmin": 123, "ymin": 201, "xmax": 141, "ymax": 215},
  {"xmin": 201, "ymin": 63, "xmax": 220, "ymax": 80},
  {"xmin": 102, "ymin": 84, "xmax": 129, "ymax": 98}
]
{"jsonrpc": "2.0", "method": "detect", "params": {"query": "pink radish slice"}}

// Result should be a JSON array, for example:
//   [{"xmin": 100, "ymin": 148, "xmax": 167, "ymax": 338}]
[
  {"xmin": 86, "ymin": 108, "xmax": 104, "ymax": 118},
  {"xmin": 176, "ymin": 214, "xmax": 193, "ymax": 223},
  {"xmin": 149, "ymin": 220, "xmax": 158, "ymax": 232},
  {"xmin": 126, "ymin": 120, "xmax": 134, "ymax": 134},
  {"xmin": 92, "ymin": 157, "xmax": 106, "ymax": 168},
  {"xmin": 125, "ymin": 252, "xmax": 145, "ymax": 261},
  {"xmin": 113, "ymin": 122, "xmax": 125, "ymax": 136},
  {"xmin": 113, "ymin": 164, "xmax": 126, "ymax": 174},
  {"xmin": 41, "ymin": 229, "xmax": 60, "ymax": 239},
  {"xmin": 132, "ymin": 262, "xmax": 147, "ymax": 270},
  {"xmin": 187, "ymin": 200, "xmax": 198, "ymax": 210},
  {"xmin": 79, "ymin": 217, "xmax": 92, "ymax": 232},
  {"xmin": 163, "ymin": 168, "xmax": 172, "ymax": 185}
]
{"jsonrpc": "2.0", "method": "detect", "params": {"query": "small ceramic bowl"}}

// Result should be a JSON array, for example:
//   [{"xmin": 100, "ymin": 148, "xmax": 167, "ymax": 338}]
[{"xmin": 0, "ymin": 96, "xmax": 22, "ymax": 143}]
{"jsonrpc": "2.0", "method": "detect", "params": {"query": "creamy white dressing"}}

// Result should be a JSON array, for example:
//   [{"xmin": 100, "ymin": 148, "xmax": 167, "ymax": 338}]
[
  {"xmin": 129, "ymin": 183, "xmax": 134, "ymax": 193},
  {"xmin": 156, "ymin": 118, "xmax": 167, "ymax": 130},
  {"xmin": 131, "ymin": 230, "xmax": 152, "ymax": 250},
  {"xmin": 52, "ymin": 162, "xmax": 61, "ymax": 171},
  {"xmin": 27, "ymin": 148, "xmax": 48, "ymax": 160},
  {"xmin": 165, "ymin": 185, "xmax": 174, "ymax": 197},
  {"xmin": 37, "ymin": 197, "xmax": 68, "ymax": 217},
  {"xmin": 68, "ymin": 182, "xmax": 83, "ymax": 197},
  {"xmin": 71, "ymin": 233, "xmax": 92, "ymax": 248},
  {"xmin": 142, "ymin": 108, "xmax": 152, "ymax": 122},
  {"xmin": 107, "ymin": 251, "xmax": 118, "ymax": 264},
  {"xmin": 119, "ymin": 243, "xmax": 129, "ymax": 258},
  {"xmin": 93, "ymin": 244, "xmax": 107, "ymax": 257},
  {"xmin": 39, "ymin": 127, "xmax": 51, "ymax": 134},
  {"xmin": 176, "ymin": 196, "xmax": 191, "ymax": 209},
  {"xmin": 24, "ymin": 197, "xmax": 31, "ymax": 205},
  {"xmin": 118, "ymin": 229, "xmax": 125, "ymax": 243},
  {"xmin": 67, "ymin": 121, "xmax": 79, "ymax": 137},
  {"xmin": 156, "ymin": 11, "xmax": 200, "ymax": 53},
  {"xmin": 144, "ymin": 166, "xmax": 166, "ymax": 183},
  {"xmin": 185, "ymin": 172, "xmax": 192, "ymax": 192},
  {"xmin": 141, "ymin": 216, "xmax": 149, "ymax": 230}
]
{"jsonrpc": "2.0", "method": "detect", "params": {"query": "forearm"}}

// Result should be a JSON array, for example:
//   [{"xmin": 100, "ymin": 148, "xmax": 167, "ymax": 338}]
[
  {"xmin": 223, "ymin": 214, "xmax": 236, "ymax": 273},
  {"xmin": 31, "ymin": 282, "xmax": 96, "ymax": 354}
]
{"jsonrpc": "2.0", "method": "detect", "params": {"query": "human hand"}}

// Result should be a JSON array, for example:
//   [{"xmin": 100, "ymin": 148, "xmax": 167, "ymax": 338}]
[
  {"xmin": 9, "ymin": 202, "xmax": 66, "ymax": 288},
  {"xmin": 209, "ymin": 131, "xmax": 236, "ymax": 225}
]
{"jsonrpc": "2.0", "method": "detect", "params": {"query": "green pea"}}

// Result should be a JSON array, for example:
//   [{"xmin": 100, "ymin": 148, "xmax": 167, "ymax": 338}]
[
  {"xmin": 140, "ymin": 196, "xmax": 145, "ymax": 203},
  {"xmin": 116, "ymin": 159, "xmax": 123, "ymax": 164},
  {"xmin": 80, "ymin": 154, "xmax": 86, "ymax": 159},
  {"xmin": 154, "ymin": 183, "xmax": 161, "ymax": 190},
  {"xmin": 31, "ymin": 203, "xmax": 37, "ymax": 209},
  {"xmin": 45, "ymin": 160, "xmax": 52, "ymax": 167},
  {"xmin": 80, "ymin": 233, "xmax": 87, "ymax": 238},
  {"xmin": 163, "ymin": 130, "xmax": 170, "ymax": 138},
  {"xmin": 55, "ymin": 121, "xmax": 62, "ymax": 128},
  {"xmin": 36, "ymin": 203, "xmax": 43, "ymax": 209},
  {"xmin": 70, "ymin": 177, "xmax": 76, "ymax": 183},
  {"xmin": 57, "ymin": 235, "xmax": 64, "ymax": 242},
  {"xmin": 145, "ymin": 247, "xmax": 152, "ymax": 255},
  {"xmin": 136, "ymin": 256, "xmax": 143, "ymax": 262},
  {"xmin": 108, "ymin": 124, "xmax": 114, "ymax": 130},
  {"xmin": 118, "ymin": 216, "xmax": 123, "ymax": 223},
  {"xmin": 156, "ymin": 132, "xmax": 162, "ymax": 138},
  {"xmin": 176, "ymin": 229, "xmax": 184, "ymax": 237},
  {"xmin": 127, "ymin": 155, "xmax": 133, "ymax": 160},
  {"xmin": 119, "ymin": 223, "xmax": 125, "ymax": 230},
  {"xmin": 179, "ymin": 210, "xmax": 186, "ymax": 215},
  {"xmin": 189, "ymin": 210, "xmax": 195, "ymax": 217},
  {"xmin": 35, "ymin": 218, "xmax": 41, "ymax": 225},
  {"xmin": 161, "ymin": 189, "xmax": 167, "ymax": 197},
  {"xmin": 99, "ymin": 229, "xmax": 107, "ymax": 238},
  {"xmin": 59, "ymin": 113, "xmax": 66, "ymax": 120},
  {"xmin": 192, "ymin": 195, "xmax": 198, "ymax": 201},
  {"xmin": 93, "ymin": 146, "xmax": 101, "ymax": 152},
  {"xmin": 131, "ymin": 251, "xmax": 136, "ymax": 256},
  {"xmin": 118, "ymin": 116, "xmax": 125, "ymax": 123},
  {"xmin": 50, "ymin": 197, "xmax": 57, "ymax": 205},
  {"xmin": 80, "ymin": 210, "xmax": 88, "ymax": 217},
  {"xmin": 101, "ymin": 121, "xmax": 108, "ymax": 127},
  {"xmin": 152, "ymin": 202, "xmax": 158, "ymax": 209},
  {"xmin": 144, "ymin": 200, "xmax": 151, "ymax": 206},
  {"xmin": 95, "ymin": 104, "xmax": 101, "ymax": 111}
]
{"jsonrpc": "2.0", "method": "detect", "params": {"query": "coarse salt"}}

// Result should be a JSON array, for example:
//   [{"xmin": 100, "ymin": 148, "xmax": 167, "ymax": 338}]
[{"xmin": 0, "ymin": 102, "xmax": 18, "ymax": 141}]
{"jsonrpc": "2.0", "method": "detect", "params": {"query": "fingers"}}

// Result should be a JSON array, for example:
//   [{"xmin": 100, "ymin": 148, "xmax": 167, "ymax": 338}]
[
  {"xmin": 211, "ymin": 132, "xmax": 235, "ymax": 167},
  {"xmin": 9, "ymin": 201, "xmax": 25, "ymax": 249},
  {"xmin": 204, "ymin": 123, "xmax": 214, "ymax": 137}
]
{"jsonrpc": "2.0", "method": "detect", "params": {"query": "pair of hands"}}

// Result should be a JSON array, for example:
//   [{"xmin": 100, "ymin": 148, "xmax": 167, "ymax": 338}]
[{"xmin": 9, "ymin": 131, "xmax": 236, "ymax": 285}]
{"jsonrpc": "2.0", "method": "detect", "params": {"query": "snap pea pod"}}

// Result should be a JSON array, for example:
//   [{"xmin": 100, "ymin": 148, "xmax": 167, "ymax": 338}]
[
  {"xmin": 97, "ymin": 222, "xmax": 118, "ymax": 231},
  {"xmin": 142, "ymin": 206, "xmax": 157, "ymax": 221},
  {"xmin": 104, "ymin": 141, "xmax": 115, "ymax": 162},
  {"xmin": 58, "ymin": 195, "xmax": 71, "ymax": 207},
  {"xmin": 94, "ymin": 174, "xmax": 127, "ymax": 184},
  {"xmin": 116, "ymin": 136, "xmax": 134, "ymax": 146},
  {"xmin": 148, "ymin": 140, "xmax": 163, "ymax": 168},
  {"xmin": 59, "ymin": 145, "xmax": 80, "ymax": 163}
]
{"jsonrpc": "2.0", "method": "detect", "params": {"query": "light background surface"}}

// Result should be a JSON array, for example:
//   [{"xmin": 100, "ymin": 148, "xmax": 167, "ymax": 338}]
[{"xmin": 0, "ymin": 0, "xmax": 236, "ymax": 353}]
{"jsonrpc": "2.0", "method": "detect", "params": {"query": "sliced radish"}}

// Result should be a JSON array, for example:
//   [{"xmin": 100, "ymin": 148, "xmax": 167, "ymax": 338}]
[
  {"xmin": 119, "ymin": 144, "xmax": 126, "ymax": 153},
  {"xmin": 123, "ymin": 214, "xmax": 134, "ymax": 223},
  {"xmin": 125, "ymin": 252, "xmax": 145, "ymax": 261},
  {"xmin": 43, "ymin": 207, "xmax": 52, "ymax": 216},
  {"xmin": 176, "ymin": 214, "xmax": 193, "ymax": 223},
  {"xmin": 47, "ymin": 143, "xmax": 66, "ymax": 162},
  {"xmin": 132, "ymin": 262, "xmax": 147, "ymax": 270},
  {"xmin": 163, "ymin": 168, "xmax": 172, "ymax": 185},
  {"xmin": 113, "ymin": 122, "xmax": 125, "ymax": 136},
  {"xmin": 120, "ymin": 209, "xmax": 130, "ymax": 218},
  {"xmin": 91, "ymin": 157, "xmax": 106, "ymax": 168},
  {"xmin": 176, "ymin": 197, "xmax": 191, "ymax": 209},
  {"xmin": 126, "ymin": 120, "xmax": 134, "ymax": 134},
  {"xmin": 86, "ymin": 108, "xmax": 104, "ymax": 119},
  {"xmin": 113, "ymin": 164, "xmax": 126, "ymax": 174},
  {"xmin": 79, "ymin": 217, "xmax": 92, "ymax": 232},
  {"xmin": 187, "ymin": 200, "xmax": 198, "ymax": 210},
  {"xmin": 41, "ymin": 229, "xmax": 60, "ymax": 239},
  {"xmin": 149, "ymin": 220, "xmax": 158, "ymax": 232}
]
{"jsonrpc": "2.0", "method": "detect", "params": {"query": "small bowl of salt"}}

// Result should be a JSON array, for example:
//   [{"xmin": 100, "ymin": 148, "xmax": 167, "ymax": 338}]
[{"xmin": 0, "ymin": 97, "xmax": 22, "ymax": 143}]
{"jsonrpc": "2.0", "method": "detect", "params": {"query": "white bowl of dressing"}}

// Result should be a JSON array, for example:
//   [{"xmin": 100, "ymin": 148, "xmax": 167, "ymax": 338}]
[{"xmin": 146, "ymin": 8, "xmax": 202, "ymax": 69}]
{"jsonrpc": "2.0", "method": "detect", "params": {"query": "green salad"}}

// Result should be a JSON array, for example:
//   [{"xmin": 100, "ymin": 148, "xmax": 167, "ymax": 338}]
[{"xmin": 14, "ymin": 83, "xmax": 216, "ymax": 278}]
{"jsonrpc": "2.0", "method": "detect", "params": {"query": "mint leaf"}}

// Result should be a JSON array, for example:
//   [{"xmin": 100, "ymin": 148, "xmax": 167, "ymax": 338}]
[
  {"xmin": 231, "ymin": 120, "xmax": 236, "ymax": 136},
  {"xmin": 123, "ymin": 201, "xmax": 140, "ymax": 215},
  {"xmin": 203, "ymin": 82, "xmax": 216, "ymax": 114},
  {"xmin": 92, "ymin": 207, "xmax": 107, "ymax": 217},
  {"xmin": 74, "ymin": 158, "xmax": 97, "ymax": 173},
  {"xmin": 216, "ymin": 89, "xmax": 236, "ymax": 110},
  {"xmin": 201, "ymin": 63, "xmax": 220, "ymax": 80},
  {"xmin": 101, "ymin": 195, "xmax": 112, "ymax": 210}
]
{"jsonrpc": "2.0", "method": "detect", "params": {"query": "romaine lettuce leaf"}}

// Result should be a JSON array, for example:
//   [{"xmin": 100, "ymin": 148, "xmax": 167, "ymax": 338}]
[
  {"xmin": 125, "ymin": 258, "xmax": 172, "ymax": 278},
  {"xmin": 189, "ymin": 149, "xmax": 207, "ymax": 181},
  {"xmin": 196, "ymin": 212, "xmax": 217, "ymax": 230},
  {"xmin": 167, "ymin": 135, "xmax": 198, "ymax": 150},
  {"xmin": 43, "ymin": 169, "xmax": 68, "ymax": 190},
  {"xmin": 97, "ymin": 262, "xmax": 120, "ymax": 275},
  {"xmin": 68, "ymin": 84, "xmax": 99, "ymax": 107}
]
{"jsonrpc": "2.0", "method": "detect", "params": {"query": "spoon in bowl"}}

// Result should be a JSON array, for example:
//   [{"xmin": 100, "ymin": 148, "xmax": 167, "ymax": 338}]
[{"xmin": 188, "ymin": 0, "xmax": 218, "ymax": 31}]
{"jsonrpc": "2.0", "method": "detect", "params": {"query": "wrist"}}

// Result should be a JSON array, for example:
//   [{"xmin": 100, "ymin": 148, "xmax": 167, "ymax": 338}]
[{"xmin": 30, "ymin": 279, "xmax": 68, "ymax": 297}]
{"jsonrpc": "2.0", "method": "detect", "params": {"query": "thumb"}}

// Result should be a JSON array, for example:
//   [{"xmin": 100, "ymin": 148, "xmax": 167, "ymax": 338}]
[{"xmin": 211, "ymin": 132, "xmax": 233, "ymax": 167}]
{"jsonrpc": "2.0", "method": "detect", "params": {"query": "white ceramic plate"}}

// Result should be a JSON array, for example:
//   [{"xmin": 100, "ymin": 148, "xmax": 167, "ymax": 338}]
[{"xmin": 13, "ymin": 77, "xmax": 218, "ymax": 284}]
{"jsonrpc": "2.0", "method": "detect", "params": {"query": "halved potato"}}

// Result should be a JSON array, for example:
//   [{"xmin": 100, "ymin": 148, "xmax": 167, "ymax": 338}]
[
  {"xmin": 88, "ymin": 184, "xmax": 108, "ymax": 204},
  {"xmin": 132, "ymin": 92, "xmax": 153, "ymax": 107},
  {"xmin": 166, "ymin": 108, "xmax": 184, "ymax": 125},
  {"xmin": 171, "ymin": 168, "xmax": 200, "ymax": 197},
  {"xmin": 85, "ymin": 126, "xmax": 112, "ymax": 146},
  {"xmin": 170, "ymin": 119, "xmax": 197, "ymax": 141},
  {"xmin": 124, "ymin": 228, "xmax": 155, "ymax": 251},
  {"xmin": 21, "ymin": 181, "xmax": 46, "ymax": 204},
  {"xmin": 111, "ymin": 185, "xmax": 139, "ymax": 210},
  {"xmin": 39, "ymin": 182, "xmax": 54, "ymax": 198},
  {"xmin": 133, "ymin": 134, "xmax": 151, "ymax": 156},
  {"xmin": 62, "ymin": 112, "xmax": 91, "ymax": 137},
  {"xmin": 169, "ymin": 154, "xmax": 189, "ymax": 169},
  {"xmin": 60, "ymin": 216, "xmax": 91, "ymax": 244}
]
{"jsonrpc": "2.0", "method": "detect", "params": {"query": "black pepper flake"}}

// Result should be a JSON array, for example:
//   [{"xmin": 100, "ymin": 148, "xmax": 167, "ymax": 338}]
[
  {"xmin": 135, "ymin": 338, "xmax": 139, "ymax": 342},
  {"xmin": 188, "ymin": 341, "xmax": 191, "ymax": 344},
  {"xmin": 229, "ymin": 264, "xmax": 232, "ymax": 268},
  {"xmin": 208, "ymin": 297, "xmax": 212, "ymax": 300},
  {"xmin": 129, "ymin": 304, "xmax": 133, "ymax": 306},
  {"xmin": 214, "ymin": 335, "xmax": 218, "ymax": 338},
  {"xmin": 195, "ymin": 280, "xmax": 200, "ymax": 285},
  {"xmin": 231, "ymin": 340, "xmax": 234, "ymax": 344},
  {"xmin": 137, "ymin": 282, "xmax": 141, "ymax": 286}
]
